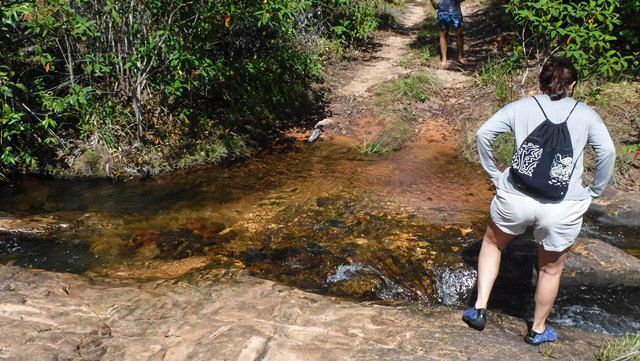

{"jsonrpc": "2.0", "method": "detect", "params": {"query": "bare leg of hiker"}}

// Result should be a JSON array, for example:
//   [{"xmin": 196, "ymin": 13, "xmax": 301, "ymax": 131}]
[
  {"xmin": 440, "ymin": 29, "xmax": 448, "ymax": 67},
  {"xmin": 474, "ymin": 221, "xmax": 515, "ymax": 309},
  {"xmin": 456, "ymin": 27, "xmax": 467, "ymax": 64},
  {"xmin": 531, "ymin": 246, "xmax": 569, "ymax": 333}
]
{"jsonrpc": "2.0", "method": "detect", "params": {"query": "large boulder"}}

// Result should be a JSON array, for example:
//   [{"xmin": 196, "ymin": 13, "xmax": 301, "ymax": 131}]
[
  {"xmin": 453, "ymin": 237, "xmax": 640, "ymax": 313},
  {"xmin": 564, "ymin": 237, "xmax": 640, "ymax": 287}
]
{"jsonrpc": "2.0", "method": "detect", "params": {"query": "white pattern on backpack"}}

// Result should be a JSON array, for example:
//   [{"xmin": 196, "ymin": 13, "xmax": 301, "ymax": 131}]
[
  {"xmin": 511, "ymin": 142, "xmax": 542, "ymax": 177},
  {"xmin": 548, "ymin": 154, "xmax": 573, "ymax": 186}
]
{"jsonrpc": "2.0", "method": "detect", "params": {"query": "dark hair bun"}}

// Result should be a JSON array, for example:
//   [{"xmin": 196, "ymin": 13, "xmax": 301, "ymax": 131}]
[{"xmin": 539, "ymin": 56, "xmax": 578, "ymax": 100}]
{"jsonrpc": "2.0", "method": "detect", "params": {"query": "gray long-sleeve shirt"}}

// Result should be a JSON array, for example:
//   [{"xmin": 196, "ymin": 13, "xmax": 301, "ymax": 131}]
[{"xmin": 477, "ymin": 94, "xmax": 616, "ymax": 200}]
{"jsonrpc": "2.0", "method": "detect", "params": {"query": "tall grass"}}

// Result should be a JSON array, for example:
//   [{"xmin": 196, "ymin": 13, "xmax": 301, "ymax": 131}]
[
  {"xmin": 355, "ymin": 119, "xmax": 411, "ymax": 156},
  {"xmin": 595, "ymin": 333, "xmax": 640, "ymax": 361},
  {"xmin": 478, "ymin": 61, "xmax": 515, "ymax": 107},
  {"xmin": 374, "ymin": 72, "xmax": 440, "ymax": 105}
]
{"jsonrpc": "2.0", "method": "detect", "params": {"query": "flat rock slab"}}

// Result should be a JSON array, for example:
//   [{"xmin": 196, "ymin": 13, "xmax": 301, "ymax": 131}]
[
  {"xmin": 0, "ymin": 265, "xmax": 607, "ymax": 360},
  {"xmin": 589, "ymin": 188, "xmax": 640, "ymax": 227}
]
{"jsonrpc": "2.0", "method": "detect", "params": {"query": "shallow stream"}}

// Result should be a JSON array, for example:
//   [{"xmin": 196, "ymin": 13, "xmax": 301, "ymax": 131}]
[{"xmin": 1, "ymin": 138, "xmax": 638, "ymax": 335}]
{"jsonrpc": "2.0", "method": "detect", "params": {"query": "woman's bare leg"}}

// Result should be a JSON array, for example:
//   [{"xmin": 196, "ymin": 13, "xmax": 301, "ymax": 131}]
[
  {"xmin": 532, "ymin": 246, "xmax": 569, "ymax": 333},
  {"xmin": 474, "ymin": 221, "xmax": 515, "ymax": 309}
]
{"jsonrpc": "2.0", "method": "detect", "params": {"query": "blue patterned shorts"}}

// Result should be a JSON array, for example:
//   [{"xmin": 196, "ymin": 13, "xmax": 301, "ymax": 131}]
[{"xmin": 438, "ymin": 12, "xmax": 464, "ymax": 30}]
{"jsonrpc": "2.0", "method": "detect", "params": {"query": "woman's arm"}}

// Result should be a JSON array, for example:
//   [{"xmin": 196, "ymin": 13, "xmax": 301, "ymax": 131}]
[
  {"xmin": 587, "ymin": 115, "xmax": 616, "ymax": 198},
  {"xmin": 476, "ymin": 108, "xmax": 514, "ymax": 185}
]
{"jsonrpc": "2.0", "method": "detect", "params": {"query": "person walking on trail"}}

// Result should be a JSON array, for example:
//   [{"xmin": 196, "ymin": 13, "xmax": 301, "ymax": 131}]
[
  {"xmin": 463, "ymin": 56, "xmax": 616, "ymax": 345},
  {"xmin": 430, "ymin": 0, "xmax": 466, "ymax": 66}
]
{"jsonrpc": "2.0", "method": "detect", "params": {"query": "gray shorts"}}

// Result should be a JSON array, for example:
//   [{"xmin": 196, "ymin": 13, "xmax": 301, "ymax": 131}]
[{"xmin": 490, "ymin": 189, "xmax": 592, "ymax": 252}]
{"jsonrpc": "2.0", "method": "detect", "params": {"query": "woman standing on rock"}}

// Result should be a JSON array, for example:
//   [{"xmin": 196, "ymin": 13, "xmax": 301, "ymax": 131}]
[{"xmin": 464, "ymin": 56, "xmax": 616, "ymax": 345}]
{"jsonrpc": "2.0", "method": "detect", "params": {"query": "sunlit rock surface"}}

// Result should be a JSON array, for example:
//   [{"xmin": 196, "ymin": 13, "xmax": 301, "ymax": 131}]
[
  {"xmin": 564, "ymin": 237, "xmax": 640, "ymax": 287},
  {"xmin": 0, "ymin": 265, "xmax": 608, "ymax": 361},
  {"xmin": 589, "ymin": 188, "xmax": 640, "ymax": 227}
]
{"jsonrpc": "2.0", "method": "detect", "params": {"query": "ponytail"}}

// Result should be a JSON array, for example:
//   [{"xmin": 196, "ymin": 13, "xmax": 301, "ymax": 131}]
[{"xmin": 539, "ymin": 56, "xmax": 578, "ymax": 100}]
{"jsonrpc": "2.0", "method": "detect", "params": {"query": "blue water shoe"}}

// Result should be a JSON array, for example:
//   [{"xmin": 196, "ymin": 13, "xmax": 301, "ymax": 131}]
[
  {"xmin": 462, "ymin": 307, "xmax": 486, "ymax": 331},
  {"xmin": 524, "ymin": 326, "xmax": 558, "ymax": 346}
]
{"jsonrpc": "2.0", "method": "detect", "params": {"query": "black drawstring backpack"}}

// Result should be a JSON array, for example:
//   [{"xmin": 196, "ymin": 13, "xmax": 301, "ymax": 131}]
[{"xmin": 509, "ymin": 96, "xmax": 579, "ymax": 201}]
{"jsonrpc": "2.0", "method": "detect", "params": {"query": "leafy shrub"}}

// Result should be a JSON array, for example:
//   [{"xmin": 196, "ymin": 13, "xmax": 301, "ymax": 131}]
[
  {"xmin": 0, "ymin": 0, "xmax": 388, "ymax": 176},
  {"xmin": 507, "ymin": 0, "xmax": 637, "ymax": 77},
  {"xmin": 321, "ymin": 0, "xmax": 381, "ymax": 43},
  {"xmin": 617, "ymin": 0, "xmax": 640, "ymax": 59}
]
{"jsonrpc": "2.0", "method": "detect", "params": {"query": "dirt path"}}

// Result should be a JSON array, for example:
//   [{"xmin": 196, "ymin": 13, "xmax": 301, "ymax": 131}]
[
  {"xmin": 337, "ymin": 1, "xmax": 488, "ymax": 98},
  {"xmin": 430, "ymin": 1, "xmax": 486, "ymax": 87},
  {"xmin": 337, "ymin": 4, "xmax": 427, "ymax": 98},
  {"xmin": 327, "ymin": 0, "xmax": 495, "ymax": 139},
  {"xmin": 322, "ymin": 1, "xmax": 497, "ymax": 220}
]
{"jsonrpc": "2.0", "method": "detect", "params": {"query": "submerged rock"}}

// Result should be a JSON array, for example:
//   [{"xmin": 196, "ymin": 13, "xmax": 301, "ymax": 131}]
[
  {"xmin": 0, "ymin": 232, "xmax": 96, "ymax": 273},
  {"xmin": 0, "ymin": 214, "xmax": 70, "ymax": 237},
  {"xmin": 327, "ymin": 274, "xmax": 384, "ymax": 300},
  {"xmin": 87, "ymin": 257, "xmax": 211, "ymax": 280}
]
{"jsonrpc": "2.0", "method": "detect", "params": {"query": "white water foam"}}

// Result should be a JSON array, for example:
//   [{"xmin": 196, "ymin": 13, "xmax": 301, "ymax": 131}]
[
  {"xmin": 436, "ymin": 267, "xmax": 477, "ymax": 306},
  {"xmin": 326, "ymin": 263, "xmax": 373, "ymax": 283}
]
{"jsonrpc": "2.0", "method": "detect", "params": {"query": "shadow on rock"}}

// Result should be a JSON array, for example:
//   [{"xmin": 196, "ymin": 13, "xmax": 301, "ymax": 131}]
[{"xmin": 461, "ymin": 239, "xmax": 538, "ymax": 318}]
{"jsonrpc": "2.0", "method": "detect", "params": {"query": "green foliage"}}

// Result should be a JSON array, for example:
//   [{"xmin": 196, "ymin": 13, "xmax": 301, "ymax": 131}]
[
  {"xmin": 624, "ymin": 144, "xmax": 640, "ymax": 155},
  {"xmin": 617, "ymin": 0, "xmax": 640, "ymax": 59},
  {"xmin": 493, "ymin": 132, "xmax": 515, "ymax": 167},
  {"xmin": 595, "ymin": 333, "xmax": 640, "ymax": 361},
  {"xmin": 506, "ymin": 0, "xmax": 638, "ymax": 77},
  {"xmin": 0, "ymin": 0, "xmax": 387, "ymax": 175},
  {"xmin": 324, "ymin": 0, "xmax": 381, "ymax": 43}
]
